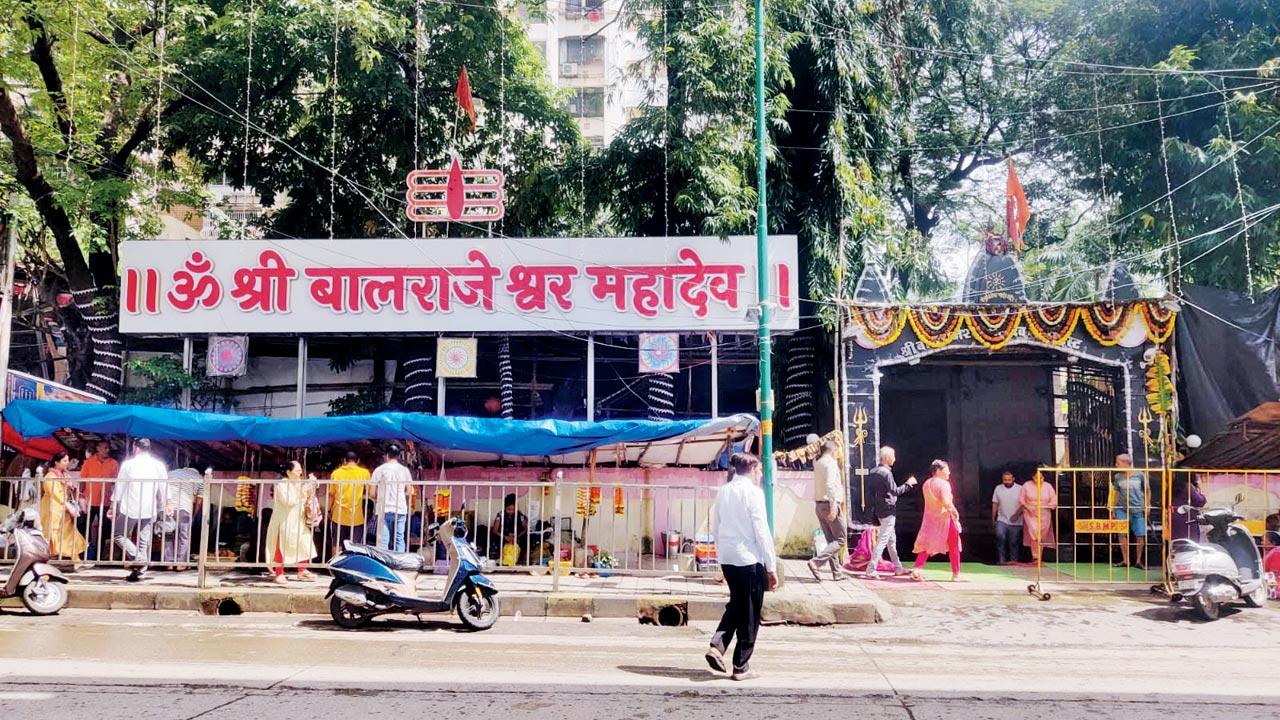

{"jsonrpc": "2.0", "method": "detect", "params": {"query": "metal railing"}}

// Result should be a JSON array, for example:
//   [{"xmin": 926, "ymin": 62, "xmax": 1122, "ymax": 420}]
[
  {"xmin": 1028, "ymin": 466, "xmax": 1170, "ymax": 598},
  {"xmin": 0, "ymin": 474, "xmax": 720, "ymax": 589},
  {"xmin": 1168, "ymin": 468, "xmax": 1278, "ymax": 550}
]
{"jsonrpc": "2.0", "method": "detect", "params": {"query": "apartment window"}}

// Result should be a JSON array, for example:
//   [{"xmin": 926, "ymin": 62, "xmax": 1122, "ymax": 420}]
[
  {"xmin": 565, "ymin": 0, "xmax": 607, "ymax": 19},
  {"xmin": 565, "ymin": 88, "xmax": 605, "ymax": 118},
  {"xmin": 560, "ymin": 36, "xmax": 605, "ymax": 65}
]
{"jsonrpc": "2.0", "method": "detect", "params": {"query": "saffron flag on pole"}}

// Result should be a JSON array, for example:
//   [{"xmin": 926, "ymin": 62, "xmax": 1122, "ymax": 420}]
[
  {"xmin": 456, "ymin": 66, "xmax": 477, "ymax": 132},
  {"xmin": 1006, "ymin": 157, "xmax": 1031, "ymax": 253}
]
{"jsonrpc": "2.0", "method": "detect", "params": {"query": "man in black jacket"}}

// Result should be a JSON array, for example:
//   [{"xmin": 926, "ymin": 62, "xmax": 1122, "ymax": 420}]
[{"xmin": 864, "ymin": 446, "xmax": 916, "ymax": 579}]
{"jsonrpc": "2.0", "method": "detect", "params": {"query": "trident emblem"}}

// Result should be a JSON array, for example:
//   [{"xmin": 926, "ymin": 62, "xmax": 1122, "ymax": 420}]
[{"xmin": 852, "ymin": 404, "xmax": 869, "ymax": 450}]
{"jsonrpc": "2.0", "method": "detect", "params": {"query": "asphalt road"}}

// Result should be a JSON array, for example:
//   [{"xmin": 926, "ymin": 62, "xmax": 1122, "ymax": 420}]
[{"xmin": 0, "ymin": 597, "xmax": 1277, "ymax": 719}]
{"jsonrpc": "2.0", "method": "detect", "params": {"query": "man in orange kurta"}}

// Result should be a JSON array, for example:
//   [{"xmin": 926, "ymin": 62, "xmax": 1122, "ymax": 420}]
[{"xmin": 78, "ymin": 442, "xmax": 119, "ymax": 562}]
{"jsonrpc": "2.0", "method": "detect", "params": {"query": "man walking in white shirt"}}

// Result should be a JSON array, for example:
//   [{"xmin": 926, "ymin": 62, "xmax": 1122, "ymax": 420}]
[
  {"xmin": 371, "ymin": 444, "xmax": 412, "ymax": 552},
  {"xmin": 705, "ymin": 452, "xmax": 777, "ymax": 681},
  {"xmin": 112, "ymin": 439, "xmax": 169, "ymax": 581}
]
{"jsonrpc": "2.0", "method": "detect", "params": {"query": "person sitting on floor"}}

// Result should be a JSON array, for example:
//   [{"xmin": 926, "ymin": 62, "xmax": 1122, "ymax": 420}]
[{"xmin": 488, "ymin": 493, "xmax": 528, "ymax": 564}]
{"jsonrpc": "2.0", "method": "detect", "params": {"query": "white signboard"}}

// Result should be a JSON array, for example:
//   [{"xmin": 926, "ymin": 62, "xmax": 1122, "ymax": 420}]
[{"xmin": 119, "ymin": 236, "xmax": 800, "ymax": 334}]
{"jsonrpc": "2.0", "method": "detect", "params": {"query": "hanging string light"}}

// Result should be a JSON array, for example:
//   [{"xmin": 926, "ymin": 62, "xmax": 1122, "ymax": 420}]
[
  {"xmin": 579, "ymin": 31, "xmax": 587, "ymax": 237},
  {"xmin": 66, "ymin": 7, "xmax": 80, "ymax": 176},
  {"xmin": 154, "ymin": 0, "xmax": 168, "ymax": 212},
  {"xmin": 412, "ymin": 0, "xmax": 422, "ymax": 238},
  {"xmin": 498, "ymin": 0, "xmax": 506, "ymax": 238},
  {"xmin": 1092, "ymin": 77, "xmax": 1113, "ymax": 269},
  {"xmin": 1154, "ymin": 76, "xmax": 1183, "ymax": 288},
  {"xmin": 1218, "ymin": 80, "xmax": 1253, "ymax": 299},
  {"xmin": 662, "ymin": 1, "xmax": 670, "ymax": 238},
  {"xmin": 241, "ymin": 0, "xmax": 256, "ymax": 239},
  {"xmin": 328, "ymin": 0, "xmax": 340, "ymax": 239}
]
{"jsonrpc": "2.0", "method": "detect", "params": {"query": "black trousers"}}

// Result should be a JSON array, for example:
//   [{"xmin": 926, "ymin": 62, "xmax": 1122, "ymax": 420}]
[{"xmin": 711, "ymin": 563, "xmax": 766, "ymax": 672}]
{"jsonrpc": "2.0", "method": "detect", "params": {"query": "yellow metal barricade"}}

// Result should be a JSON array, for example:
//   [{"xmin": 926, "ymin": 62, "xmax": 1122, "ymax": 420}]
[
  {"xmin": 1028, "ymin": 465, "xmax": 1171, "ymax": 600},
  {"xmin": 1168, "ymin": 467, "xmax": 1277, "ymax": 548}
]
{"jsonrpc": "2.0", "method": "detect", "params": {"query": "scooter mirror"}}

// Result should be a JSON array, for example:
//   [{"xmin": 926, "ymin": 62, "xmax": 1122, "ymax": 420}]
[{"xmin": 1234, "ymin": 493, "xmax": 1245, "ymax": 505}]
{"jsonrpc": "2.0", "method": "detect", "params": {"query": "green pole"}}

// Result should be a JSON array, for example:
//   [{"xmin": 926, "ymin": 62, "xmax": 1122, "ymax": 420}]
[{"xmin": 753, "ymin": 0, "xmax": 774, "ymax": 531}]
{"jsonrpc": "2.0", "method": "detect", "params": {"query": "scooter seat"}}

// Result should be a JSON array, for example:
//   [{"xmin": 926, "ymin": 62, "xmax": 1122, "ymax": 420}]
[{"xmin": 343, "ymin": 542, "xmax": 427, "ymax": 572}]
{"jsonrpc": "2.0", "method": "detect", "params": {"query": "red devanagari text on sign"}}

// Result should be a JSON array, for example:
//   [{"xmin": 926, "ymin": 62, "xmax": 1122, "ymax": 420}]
[
  {"xmin": 507, "ymin": 265, "xmax": 579, "ymax": 312},
  {"xmin": 230, "ymin": 250, "xmax": 299, "ymax": 313},
  {"xmin": 167, "ymin": 252, "xmax": 223, "ymax": 312}
]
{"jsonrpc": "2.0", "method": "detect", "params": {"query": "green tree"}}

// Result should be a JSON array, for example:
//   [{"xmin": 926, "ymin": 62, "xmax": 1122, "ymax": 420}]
[
  {"xmin": 1035, "ymin": 0, "xmax": 1280, "ymax": 294},
  {"xmin": 166, "ymin": 0, "xmax": 582, "ymax": 240},
  {"xmin": 1, "ymin": 0, "xmax": 579, "ymax": 403},
  {"xmin": 0, "ymin": 0, "xmax": 184, "ymax": 399}
]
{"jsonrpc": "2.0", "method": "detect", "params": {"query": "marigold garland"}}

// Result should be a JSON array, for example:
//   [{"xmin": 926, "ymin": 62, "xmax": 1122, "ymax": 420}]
[
  {"xmin": 1025, "ymin": 306, "xmax": 1081, "ymax": 345},
  {"xmin": 847, "ymin": 301, "xmax": 1172, "ymax": 350},
  {"xmin": 1138, "ymin": 302, "xmax": 1176, "ymax": 343},
  {"xmin": 966, "ymin": 308, "xmax": 1022, "ymax": 350},
  {"xmin": 1079, "ymin": 303, "xmax": 1134, "ymax": 346},
  {"xmin": 907, "ymin": 307, "xmax": 965, "ymax": 348},
  {"xmin": 849, "ymin": 306, "xmax": 907, "ymax": 346}
]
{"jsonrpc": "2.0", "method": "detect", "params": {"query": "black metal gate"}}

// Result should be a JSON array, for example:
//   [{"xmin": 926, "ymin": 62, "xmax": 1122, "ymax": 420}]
[
  {"xmin": 1063, "ymin": 364, "xmax": 1123, "ymax": 467},
  {"xmin": 1050, "ymin": 363, "xmax": 1126, "ymax": 561}
]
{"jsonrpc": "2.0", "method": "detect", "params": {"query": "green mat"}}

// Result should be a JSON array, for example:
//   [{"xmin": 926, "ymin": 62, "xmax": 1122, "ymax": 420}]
[
  {"xmin": 1044, "ymin": 562, "xmax": 1163, "ymax": 582},
  {"xmin": 913, "ymin": 561, "xmax": 1028, "ymax": 584}
]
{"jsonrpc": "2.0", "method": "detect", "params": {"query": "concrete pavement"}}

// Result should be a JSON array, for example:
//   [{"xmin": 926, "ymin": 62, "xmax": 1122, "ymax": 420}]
[
  {"xmin": 0, "ymin": 591, "xmax": 1277, "ymax": 719},
  {"xmin": 17, "ymin": 557, "xmax": 891, "ymax": 624}
]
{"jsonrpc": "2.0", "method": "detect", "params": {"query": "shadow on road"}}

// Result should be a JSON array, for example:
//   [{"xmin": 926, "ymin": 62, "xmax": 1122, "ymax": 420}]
[
  {"xmin": 616, "ymin": 665, "xmax": 723, "ymax": 683},
  {"xmin": 295, "ymin": 617, "xmax": 464, "ymax": 633},
  {"xmin": 1132, "ymin": 604, "xmax": 1241, "ymax": 623}
]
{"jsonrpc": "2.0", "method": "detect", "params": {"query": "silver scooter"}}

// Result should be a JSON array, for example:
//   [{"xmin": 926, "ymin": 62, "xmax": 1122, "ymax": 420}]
[
  {"xmin": 0, "ymin": 507, "xmax": 70, "ymax": 615},
  {"xmin": 1169, "ymin": 495, "xmax": 1270, "ymax": 621}
]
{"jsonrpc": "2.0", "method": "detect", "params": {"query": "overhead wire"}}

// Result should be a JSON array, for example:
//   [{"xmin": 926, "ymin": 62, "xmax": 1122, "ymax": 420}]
[{"xmin": 80, "ymin": 3, "xmax": 1278, "ymax": 317}]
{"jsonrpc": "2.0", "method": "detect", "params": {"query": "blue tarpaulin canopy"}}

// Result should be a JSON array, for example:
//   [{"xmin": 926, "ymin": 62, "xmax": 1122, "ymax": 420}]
[{"xmin": 2, "ymin": 400, "xmax": 757, "ymax": 465}]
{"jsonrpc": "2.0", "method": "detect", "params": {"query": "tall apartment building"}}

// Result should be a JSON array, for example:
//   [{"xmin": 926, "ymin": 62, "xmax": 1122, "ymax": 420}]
[{"xmin": 519, "ymin": 1, "xmax": 659, "ymax": 147}]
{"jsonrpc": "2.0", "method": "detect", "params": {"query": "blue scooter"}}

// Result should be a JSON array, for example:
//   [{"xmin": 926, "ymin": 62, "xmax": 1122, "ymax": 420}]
[{"xmin": 326, "ymin": 516, "xmax": 499, "ymax": 630}]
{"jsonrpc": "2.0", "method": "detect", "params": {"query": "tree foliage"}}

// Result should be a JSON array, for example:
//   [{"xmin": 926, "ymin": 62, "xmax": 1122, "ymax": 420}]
[
  {"xmin": 166, "ymin": 0, "xmax": 582, "ymax": 239},
  {"xmin": 1035, "ymin": 0, "xmax": 1280, "ymax": 295}
]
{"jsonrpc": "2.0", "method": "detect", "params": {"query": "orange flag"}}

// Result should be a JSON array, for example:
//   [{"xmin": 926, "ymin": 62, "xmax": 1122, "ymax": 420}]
[
  {"xmin": 1006, "ymin": 157, "xmax": 1031, "ymax": 253},
  {"xmin": 456, "ymin": 66, "xmax": 477, "ymax": 132}
]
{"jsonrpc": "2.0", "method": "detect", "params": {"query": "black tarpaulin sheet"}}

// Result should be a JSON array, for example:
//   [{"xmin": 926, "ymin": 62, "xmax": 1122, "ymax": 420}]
[{"xmin": 1177, "ymin": 284, "xmax": 1280, "ymax": 438}]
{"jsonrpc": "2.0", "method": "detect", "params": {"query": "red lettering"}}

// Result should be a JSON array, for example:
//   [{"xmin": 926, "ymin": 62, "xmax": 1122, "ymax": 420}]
[
  {"xmin": 449, "ymin": 250, "xmax": 502, "ymax": 311},
  {"xmin": 304, "ymin": 266, "xmax": 364, "ymax": 313},
  {"xmin": 231, "ymin": 250, "xmax": 298, "ymax": 313},
  {"xmin": 123, "ymin": 268, "xmax": 162, "ymax": 315},
  {"xmin": 407, "ymin": 269, "xmax": 449, "ymax": 313},
  {"xmin": 585, "ymin": 267, "xmax": 630, "ymax": 312},
  {"xmin": 507, "ymin": 265, "xmax": 579, "ymax": 312},
  {"xmin": 363, "ymin": 275, "xmax": 409, "ymax": 313},
  {"xmin": 631, "ymin": 270, "xmax": 676, "ymax": 319},
  {"xmin": 776, "ymin": 263, "xmax": 792, "ymax": 309},
  {"xmin": 167, "ymin": 252, "xmax": 223, "ymax": 312}
]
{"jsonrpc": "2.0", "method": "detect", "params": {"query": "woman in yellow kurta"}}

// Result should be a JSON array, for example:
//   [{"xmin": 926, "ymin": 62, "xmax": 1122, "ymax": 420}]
[
  {"xmin": 39, "ymin": 452, "xmax": 87, "ymax": 562},
  {"xmin": 266, "ymin": 461, "xmax": 318, "ymax": 585}
]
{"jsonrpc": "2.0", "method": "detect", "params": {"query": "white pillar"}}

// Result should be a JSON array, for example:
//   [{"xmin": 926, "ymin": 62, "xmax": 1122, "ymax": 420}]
[
  {"xmin": 437, "ymin": 375, "xmax": 446, "ymax": 417},
  {"xmin": 710, "ymin": 333, "xmax": 719, "ymax": 418},
  {"xmin": 295, "ymin": 336, "xmax": 308, "ymax": 419},
  {"xmin": 586, "ymin": 333, "xmax": 595, "ymax": 421},
  {"xmin": 0, "ymin": 214, "xmax": 17, "ymax": 412},
  {"xmin": 181, "ymin": 336, "xmax": 194, "ymax": 410}
]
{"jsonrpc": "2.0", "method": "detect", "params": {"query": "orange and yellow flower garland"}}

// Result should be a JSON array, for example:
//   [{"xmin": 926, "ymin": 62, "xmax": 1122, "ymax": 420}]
[
  {"xmin": 849, "ymin": 301, "xmax": 1174, "ymax": 350},
  {"xmin": 907, "ymin": 306, "xmax": 965, "ymax": 348}
]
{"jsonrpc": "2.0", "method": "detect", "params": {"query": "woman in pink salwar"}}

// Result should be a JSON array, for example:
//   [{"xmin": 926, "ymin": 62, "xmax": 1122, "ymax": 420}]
[
  {"xmin": 910, "ymin": 460, "xmax": 963, "ymax": 582},
  {"xmin": 1020, "ymin": 471, "xmax": 1057, "ymax": 563}
]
